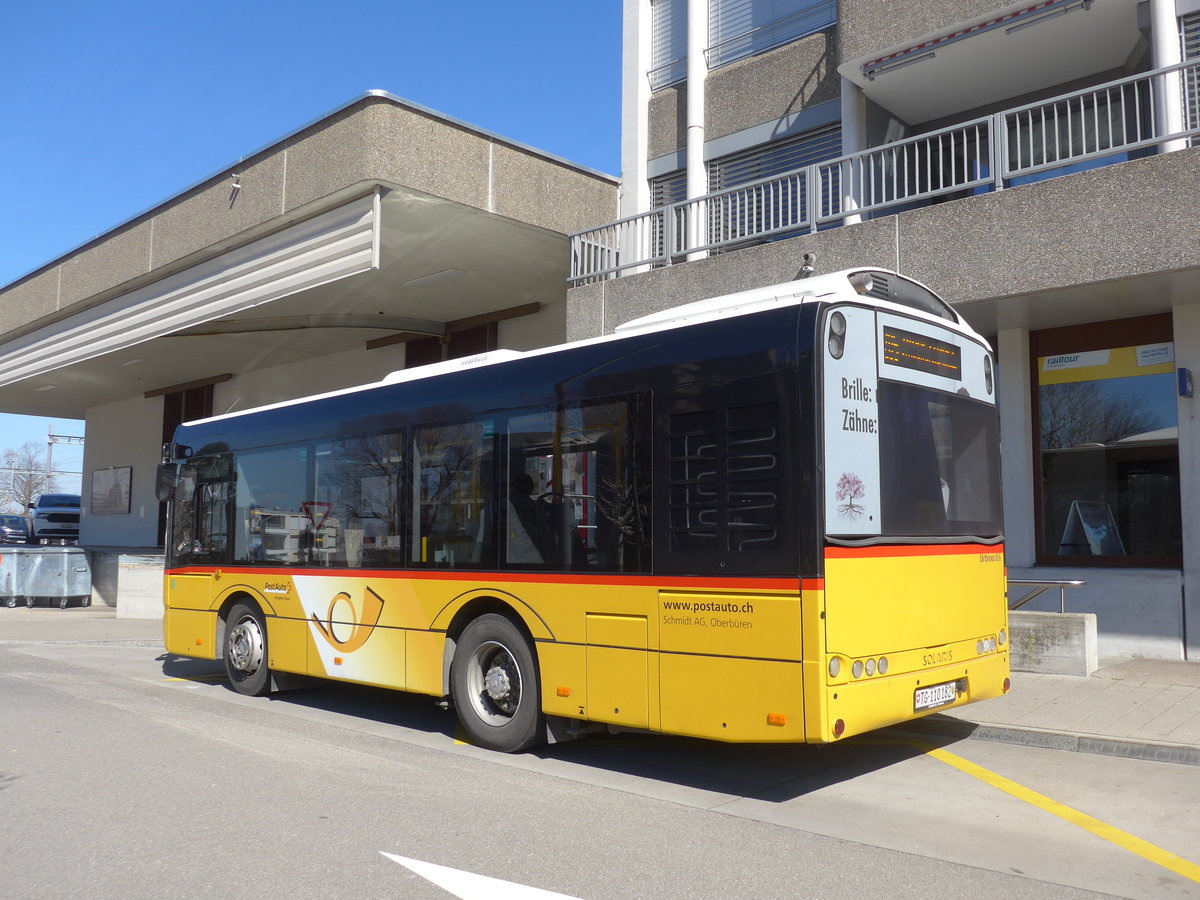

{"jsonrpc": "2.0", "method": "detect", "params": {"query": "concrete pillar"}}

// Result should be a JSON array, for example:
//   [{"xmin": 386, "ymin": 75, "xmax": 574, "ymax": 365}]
[
  {"xmin": 1151, "ymin": 0, "xmax": 1187, "ymax": 153},
  {"xmin": 685, "ymin": 0, "xmax": 708, "ymax": 260},
  {"xmin": 1172, "ymin": 304, "xmax": 1200, "ymax": 659},
  {"xmin": 839, "ymin": 77, "xmax": 866, "ymax": 226},
  {"xmin": 997, "ymin": 328, "xmax": 1037, "ymax": 568},
  {"xmin": 620, "ymin": 0, "xmax": 652, "ymax": 219}
]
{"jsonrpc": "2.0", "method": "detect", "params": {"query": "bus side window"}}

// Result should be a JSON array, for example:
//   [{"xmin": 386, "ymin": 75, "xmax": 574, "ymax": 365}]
[
  {"xmin": 504, "ymin": 397, "xmax": 651, "ymax": 573},
  {"xmin": 411, "ymin": 421, "xmax": 495, "ymax": 568},
  {"xmin": 173, "ymin": 456, "xmax": 232, "ymax": 565},
  {"xmin": 314, "ymin": 432, "xmax": 405, "ymax": 567},
  {"xmin": 234, "ymin": 446, "xmax": 311, "ymax": 565}
]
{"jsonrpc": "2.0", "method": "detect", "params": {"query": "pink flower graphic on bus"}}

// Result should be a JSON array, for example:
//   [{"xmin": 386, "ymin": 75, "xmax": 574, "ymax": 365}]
[{"xmin": 836, "ymin": 472, "xmax": 866, "ymax": 519}]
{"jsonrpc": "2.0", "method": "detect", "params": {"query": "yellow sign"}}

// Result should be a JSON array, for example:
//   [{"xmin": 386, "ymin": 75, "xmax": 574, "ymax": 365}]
[{"xmin": 1039, "ymin": 343, "xmax": 1174, "ymax": 386}]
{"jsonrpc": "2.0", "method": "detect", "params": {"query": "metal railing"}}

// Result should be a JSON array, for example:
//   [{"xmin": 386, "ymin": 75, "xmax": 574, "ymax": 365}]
[
  {"xmin": 571, "ymin": 59, "xmax": 1200, "ymax": 285},
  {"xmin": 1008, "ymin": 579, "xmax": 1087, "ymax": 613}
]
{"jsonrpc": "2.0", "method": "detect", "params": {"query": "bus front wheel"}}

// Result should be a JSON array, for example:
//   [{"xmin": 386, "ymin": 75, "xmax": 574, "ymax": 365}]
[
  {"xmin": 224, "ymin": 602, "xmax": 271, "ymax": 697},
  {"xmin": 451, "ymin": 614, "xmax": 543, "ymax": 753}
]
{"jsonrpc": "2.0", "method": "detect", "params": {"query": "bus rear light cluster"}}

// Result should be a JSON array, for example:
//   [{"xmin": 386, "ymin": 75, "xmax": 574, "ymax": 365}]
[
  {"xmin": 984, "ymin": 355, "xmax": 994, "ymax": 395},
  {"xmin": 976, "ymin": 637, "xmax": 998, "ymax": 655},
  {"xmin": 849, "ymin": 656, "xmax": 888, "ymax": 678},
  {"xmin": 828, "ymin": 311, "xmax": 847, "ymax": 359},
  {"xmin": 998, "ymin": 628, "xmax": 1007, "ymax": 646}
]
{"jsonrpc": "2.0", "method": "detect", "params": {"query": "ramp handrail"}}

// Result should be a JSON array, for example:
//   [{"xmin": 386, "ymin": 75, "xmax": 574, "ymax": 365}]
[{"xmin": 1008, "ymin": 579, "xmax": 1086, "ymax": 613}]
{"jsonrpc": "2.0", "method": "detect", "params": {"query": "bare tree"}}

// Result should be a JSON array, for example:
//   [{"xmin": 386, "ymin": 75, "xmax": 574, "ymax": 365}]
[
  {"xmin": 0, "ymin": 443, "xmax": 54, "ymax": 514},
  {"xmin": 1040, "ymin": 381, "xmax": 1163, "ymax": 450}
]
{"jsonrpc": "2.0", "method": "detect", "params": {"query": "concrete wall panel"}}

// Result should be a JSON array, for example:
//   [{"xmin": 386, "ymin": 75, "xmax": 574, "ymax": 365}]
[
  {"xmin": 0, "ymin": 269, "xmax": 58, "ymax": 337},
  {"xmin": 58, "ymin": 220, "xmax": 154, "ymax": 309},
  {"xmin": 150, "ymin": 153, "xmax": 288, "ymax": 271},
  {"xmin": 80, "ymin": 394, "xmax": 165, "ymax": 549},
  {"xmin": 705, "ymin": 32, "xmax": 839, "ymax": 144},
  {"xmin": 284, "ymin": 100, "xmax": 490, "ymax": 214},
  {"xmin": 648, "ymin": 87, "xmax": 685, "ymax": 162},
  {"xmin": 491, "ymin": 143, "xmax": 618, "ymax": 236},
  {"xmin": 895, "ymin": 147, "xmax": 1200, "ymax": 309}
]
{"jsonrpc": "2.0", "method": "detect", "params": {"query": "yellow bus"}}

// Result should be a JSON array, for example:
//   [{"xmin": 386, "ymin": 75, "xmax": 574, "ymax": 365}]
[{"xmin": 158, "ymin": 268, "xmax": 1008, "ymax": 752}]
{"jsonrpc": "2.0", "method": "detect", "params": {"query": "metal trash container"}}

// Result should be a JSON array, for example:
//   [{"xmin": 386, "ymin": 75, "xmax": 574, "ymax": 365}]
[{"xmin": 0, "ymin": 547, "xmax": 92, "ymax": 609}]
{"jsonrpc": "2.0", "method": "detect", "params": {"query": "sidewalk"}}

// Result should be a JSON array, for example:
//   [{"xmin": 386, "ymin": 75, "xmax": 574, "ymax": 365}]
[
  {"xmin": 905, "ymin": 659, "xmax": 1200, "ymax": 766},
  {"xmin": 3, "ymin": 605, "xmax": 1199, "ymax": 765},
  {"xmin": 0, "ymin": 604, "xmax": 162, "ymax": 645}
]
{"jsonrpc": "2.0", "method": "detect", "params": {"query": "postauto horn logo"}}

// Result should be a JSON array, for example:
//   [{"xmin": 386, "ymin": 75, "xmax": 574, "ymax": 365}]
[{"xmin": 310, "ymin": 587, "xmax": 385, "ymax": 652}]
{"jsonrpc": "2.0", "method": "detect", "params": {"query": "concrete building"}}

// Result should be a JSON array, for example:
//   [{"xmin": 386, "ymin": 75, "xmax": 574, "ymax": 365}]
[
  {"xmin": 4, "ymin": 3, "xmax": 1199, "ymax": 662},
  {"xmin": 566, "ymin": 0, "xmax": 1200, "ymax": 660},
  {"xmin": 0, "ymin": 92, "xmax": 617, "ymax": 613}
]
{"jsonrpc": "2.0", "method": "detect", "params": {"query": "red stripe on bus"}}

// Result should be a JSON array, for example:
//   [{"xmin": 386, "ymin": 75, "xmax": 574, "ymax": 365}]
[
  {"xmin": 165, "ymin": 566, "xmax": 803, "ymax": 592},
  {"xmin": 824, "ymin": 543, "xmax": 1003, "ymax": 559}
]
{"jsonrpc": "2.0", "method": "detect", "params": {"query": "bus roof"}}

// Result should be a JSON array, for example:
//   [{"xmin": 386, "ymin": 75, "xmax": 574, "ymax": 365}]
[{"xmin": 184, "ymin": 268, "xmax": 971, "ymax": 430}]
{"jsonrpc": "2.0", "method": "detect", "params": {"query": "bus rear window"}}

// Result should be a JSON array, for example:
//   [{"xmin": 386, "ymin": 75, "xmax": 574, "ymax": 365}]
[{"xmin": 877, "ymin": 382, "xmax": 1001, "ymax": 538}]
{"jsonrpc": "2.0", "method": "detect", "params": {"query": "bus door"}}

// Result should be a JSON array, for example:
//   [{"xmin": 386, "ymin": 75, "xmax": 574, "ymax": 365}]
[{"xmin": 164, "ymin": 454, "xmax": 234, "ymax": 656}]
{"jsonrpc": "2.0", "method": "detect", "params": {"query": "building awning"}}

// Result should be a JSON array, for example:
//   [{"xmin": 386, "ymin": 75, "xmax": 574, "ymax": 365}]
[{"xmin": 838, "ymin": 0, "xmax": 1143, "ymax": 125}]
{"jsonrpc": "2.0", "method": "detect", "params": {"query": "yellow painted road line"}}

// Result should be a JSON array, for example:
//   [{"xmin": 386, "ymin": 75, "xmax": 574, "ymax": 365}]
[
  {"xmin": 910, "ymin": 739, "xmax": 1200, "ymax": 885},
  {"xmin": 162, "ymin": 674, "xmax": 226, "ymax": 682}
]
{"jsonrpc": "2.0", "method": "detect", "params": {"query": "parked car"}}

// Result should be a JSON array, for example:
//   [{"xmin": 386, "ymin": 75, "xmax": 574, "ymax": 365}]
[
  {"xmin": 0, "ymin": 514, "xmax": 29, "ymax": 544},
  {"xmin": 27, "ymin": 494, "xmax": 81, "ymax": 544}
]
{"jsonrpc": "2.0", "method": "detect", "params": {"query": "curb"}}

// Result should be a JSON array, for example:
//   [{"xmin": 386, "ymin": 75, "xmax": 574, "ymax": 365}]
[{"xmin": 896, "ymin": 713, "xmax": 1200, "ymax": 767}]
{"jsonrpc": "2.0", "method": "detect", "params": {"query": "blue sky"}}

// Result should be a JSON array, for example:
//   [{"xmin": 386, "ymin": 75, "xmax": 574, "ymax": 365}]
[{"xmin": 0, "ymin": 1, "xmax": 622, "ymax": 485}]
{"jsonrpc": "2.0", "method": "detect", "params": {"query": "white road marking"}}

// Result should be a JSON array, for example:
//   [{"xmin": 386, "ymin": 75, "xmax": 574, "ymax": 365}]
[{"xmin": 380, "ymin": 852, "xmax": 582, "ymax": 899}]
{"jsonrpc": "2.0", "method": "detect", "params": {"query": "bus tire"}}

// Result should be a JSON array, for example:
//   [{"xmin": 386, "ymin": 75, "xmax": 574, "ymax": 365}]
[
  {"xmin": 224, "ymin": 601, "xmax": 271, "ymax": 697},
  {"xmin": 451, "ymin": 613, "xmax": 544, "ymax": 753}
]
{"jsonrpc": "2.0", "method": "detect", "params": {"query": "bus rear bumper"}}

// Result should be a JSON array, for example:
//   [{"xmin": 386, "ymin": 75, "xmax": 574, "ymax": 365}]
[{"xmin": 818, "ymin": 651, "xmax": 1010, "ymax": 743}]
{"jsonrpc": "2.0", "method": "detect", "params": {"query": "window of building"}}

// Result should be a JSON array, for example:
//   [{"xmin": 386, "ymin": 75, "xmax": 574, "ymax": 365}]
[
  {"xmin": 1032, "ymin": 316, "xmax": 1182, "ymax": 567},
  {"xmin": 708, "ymin": 124, "xmax": 842, "ymax": 243},
  {"xmin": 707, "ymin": 0, "xmax": 836, "ymax": 69},
  {"xmin": 650, "ymin": 0, "xmax": 836, "ymax": 90},
  {"xmin": 1183, "ymin": 11, "xmax": 1200, "ymax": 142},
  {"xmin": 404, "ymin": 323, "xmax": 497, "ymax": 369},
  {"xmin": 650, "ymin": 0, "xmax": 688, "ymax": 89}
]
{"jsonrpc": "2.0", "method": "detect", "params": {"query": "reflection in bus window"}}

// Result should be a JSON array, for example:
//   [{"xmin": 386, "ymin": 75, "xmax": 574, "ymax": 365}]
[
  {"xmin": 235, "ymin": 446, "xmax": 310, "ymax": 564},
  {"xmin": 412, "ymin": 422, "xmax": 494, "ymax": 568},
  {"xmin": 506, "ymin": 398, "xmax": 650, "ymax": 572},
  {"xmin": 315, "ymin": 433, "xmax": 405, "ymax": 567}
]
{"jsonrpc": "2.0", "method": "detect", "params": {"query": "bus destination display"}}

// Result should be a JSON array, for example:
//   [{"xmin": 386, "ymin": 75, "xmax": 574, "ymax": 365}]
[{"xmin": 883, "ymin": 326, "xmax": 961, "ymax": 379}]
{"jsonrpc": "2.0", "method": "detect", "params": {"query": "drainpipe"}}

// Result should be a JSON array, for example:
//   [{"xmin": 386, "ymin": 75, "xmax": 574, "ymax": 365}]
[
  {"xmin": 1150, "ymin": 0, "xmax": 1186, "ymax": 154},
  {"xmin": 840, "ymin": 77, "xmax": 866, "ymax": 226},
  {"xmin": 686, "ymin": 0, "xmax": 707, "ymax": 260}
]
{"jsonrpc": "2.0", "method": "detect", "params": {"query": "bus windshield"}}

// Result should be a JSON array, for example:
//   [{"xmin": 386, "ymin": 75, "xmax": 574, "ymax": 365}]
[{"xmin": 877, "ymin": 382, "xmax": 1002, "ymax": 538}]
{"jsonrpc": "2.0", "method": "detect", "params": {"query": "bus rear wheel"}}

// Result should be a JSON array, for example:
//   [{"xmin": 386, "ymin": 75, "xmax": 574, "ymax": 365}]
[
  {"xmin": 224, "ymin": 602, "xmax": 271, "ymax": 697},
  {"xmin": 451, "ymin": 614, "xmax": 543, "ymax": 753}
]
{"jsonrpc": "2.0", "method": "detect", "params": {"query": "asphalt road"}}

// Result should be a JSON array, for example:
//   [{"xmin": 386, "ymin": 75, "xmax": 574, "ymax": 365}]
[{"xmin": 2, "ymin": 640, "xmax": 1199, "ymax": 899}]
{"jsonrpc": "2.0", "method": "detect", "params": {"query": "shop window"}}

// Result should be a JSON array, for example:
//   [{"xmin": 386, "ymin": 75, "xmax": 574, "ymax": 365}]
[{"xmin": 1032, "ymin": 317, "xmax": 1182, "ymax": 566}]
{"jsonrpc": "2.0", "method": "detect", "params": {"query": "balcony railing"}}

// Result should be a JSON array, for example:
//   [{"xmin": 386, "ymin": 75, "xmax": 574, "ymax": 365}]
[{"xmin": 571, "ymin": 59, "xmax": 1200, "ymax": 285}]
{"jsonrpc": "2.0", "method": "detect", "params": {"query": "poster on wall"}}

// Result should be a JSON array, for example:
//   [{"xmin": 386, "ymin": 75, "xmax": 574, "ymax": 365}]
[{"xmin": 92, "ymin": 467, "xmax": 132, "ymax": 516}]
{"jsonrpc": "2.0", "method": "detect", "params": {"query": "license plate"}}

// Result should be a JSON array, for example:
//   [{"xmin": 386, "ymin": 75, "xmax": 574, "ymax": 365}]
[{"xmin": 914, "ymin": 680, "xmax": 961, "ymax": 712}]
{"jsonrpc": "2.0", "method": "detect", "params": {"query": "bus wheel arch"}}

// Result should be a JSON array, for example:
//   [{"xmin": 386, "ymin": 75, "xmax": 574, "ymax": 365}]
[
  {"xmin": 220, "ymin": 594, "xmax": 272, "ymax": 697},
  {"xmin": 447, "ymin": 602, "xmax": 545, "ymax": 753}
]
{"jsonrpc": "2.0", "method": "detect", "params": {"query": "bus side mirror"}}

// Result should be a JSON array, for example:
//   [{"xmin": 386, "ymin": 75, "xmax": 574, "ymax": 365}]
[{"xmin": 155, "ymin": 464, "xmax": 177, "ymax": 502}]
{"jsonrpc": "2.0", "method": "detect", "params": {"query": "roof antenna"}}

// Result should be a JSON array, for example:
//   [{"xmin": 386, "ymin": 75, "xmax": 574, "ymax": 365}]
[{"xmin": 798, "ymin": 253, "xmax": 816, "ymax": 279}]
